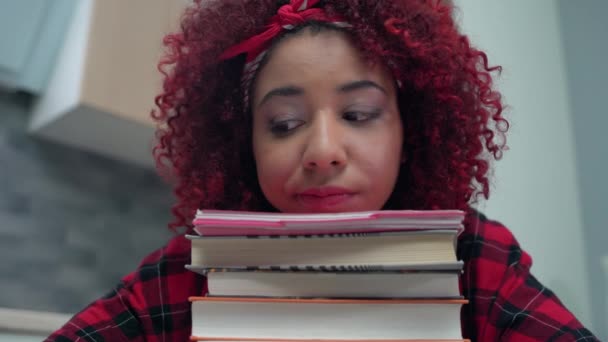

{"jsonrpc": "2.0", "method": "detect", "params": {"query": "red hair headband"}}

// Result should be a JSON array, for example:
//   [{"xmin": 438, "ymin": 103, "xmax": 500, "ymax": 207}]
[{"xmin": 219, "ymin": 0, "xmax": 351, "ymax": 106}]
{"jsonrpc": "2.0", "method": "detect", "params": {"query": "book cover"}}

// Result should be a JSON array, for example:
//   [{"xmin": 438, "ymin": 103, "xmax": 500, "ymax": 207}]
[
  {"xmin": 188, "ymin": 231, "xmax": 458, "ymax": 269},
  {"xmin": 190, "ymin": 297, "xmax": 467, "ymax": 341}
]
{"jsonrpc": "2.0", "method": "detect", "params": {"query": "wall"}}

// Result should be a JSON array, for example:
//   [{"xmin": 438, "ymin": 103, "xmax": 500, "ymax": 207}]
[
  {"xmin": 454, "ymin": 0, "xmax": 593, "ymax": 331},
  {"xmin": 557, "ymin": 0, "xmax": 608, "ymax": 337},
  {"xmin": 0, "ymin": 92, "xmax": 173, "ymax": 315}
]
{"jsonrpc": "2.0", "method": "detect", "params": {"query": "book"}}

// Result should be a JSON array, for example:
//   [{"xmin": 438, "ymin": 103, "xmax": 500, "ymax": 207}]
[
  {"xmin": 187, "ymin": 230, "xmax": 458, "ymax": 270},
  {"xmin": 189, "ymin": 297, "xmax": 467, "ymax": 341},
  {"xmin": 190, "ymin": 268, "xmax": 462, "ymax": 299},
  {"xmin": 193, "ymin": 209, "xmax": 464, "ymax": 236},
  {"xmin": 187, "ymin": 210, "xmax": 467, "ymax": 341}
]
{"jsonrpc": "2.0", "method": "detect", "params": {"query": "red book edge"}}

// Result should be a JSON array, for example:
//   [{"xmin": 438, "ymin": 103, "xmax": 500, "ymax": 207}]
[
  {"xmin": 190, "ymin": 337, "xmax": 471, "ymax": 342},
  {"xmin": 188, "ymin": 296, "xmax": 468, "ymax": 305}
]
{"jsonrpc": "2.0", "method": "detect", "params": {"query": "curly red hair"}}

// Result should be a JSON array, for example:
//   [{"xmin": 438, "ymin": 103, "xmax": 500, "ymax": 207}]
[{"xmin": 152, "ymin": 0, "xmax": 508, "ymax": 232}]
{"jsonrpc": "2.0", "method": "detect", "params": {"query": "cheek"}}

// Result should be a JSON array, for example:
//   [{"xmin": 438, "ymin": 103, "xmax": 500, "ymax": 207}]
[
  {"xmin": 361, "ymin": 145, "xmax": 400, "ymax": 180},
  {"xmin": 254, "ymin": 142, "xmax": 300, "ymax": 191},
  {"xmin": 361, "ymin": 130, "xmax": 402, "ymax": 164},
  {"xmin": 355, "ymin": 127, "xmax": 403, "ymax": 184}
]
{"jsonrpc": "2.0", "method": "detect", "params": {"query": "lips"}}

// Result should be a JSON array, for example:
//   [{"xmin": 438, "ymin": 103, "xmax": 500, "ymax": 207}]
[
  {"xmin": 295, "ymin": 186, "xmax": 356, "ymax": 210},
  {"xmin": 298, "ymin": 186, "xmax": 354, "ymax": 197}
]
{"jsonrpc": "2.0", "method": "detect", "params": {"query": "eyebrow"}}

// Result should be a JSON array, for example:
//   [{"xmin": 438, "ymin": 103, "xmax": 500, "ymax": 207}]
[
  {"xmin": 256, "ymin": 80, "xmax": 387, "ymax": 109},
  {"xmin": 337, "ymin": 80, "xmax": 387, "ymax": 95},
  {"xmin": 257, "ymin": 86, "xmax": 303, "ymax": 108}
]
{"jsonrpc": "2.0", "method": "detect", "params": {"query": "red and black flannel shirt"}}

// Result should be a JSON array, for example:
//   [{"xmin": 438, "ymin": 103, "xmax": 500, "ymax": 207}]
[{"xmin": 46, "ymin": 211, "xmax": 599, "ymax": 341}]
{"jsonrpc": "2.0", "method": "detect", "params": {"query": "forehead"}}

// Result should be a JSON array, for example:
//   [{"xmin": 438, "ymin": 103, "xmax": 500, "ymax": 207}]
[
  {"xmin": 252, "ymin": 30, "xmax": 394, "ymax": 102},
  {"xmin": 262, "ymin": 30, "xmax": 365, "ymax": 74}
]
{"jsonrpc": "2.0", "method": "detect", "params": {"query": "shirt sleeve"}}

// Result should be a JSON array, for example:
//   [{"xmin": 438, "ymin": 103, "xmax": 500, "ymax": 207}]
[
  {"xmin": 45, "ymin": 280, "xmax": 148, "ymax": 341},
  {"xmin": 462, "ymin": 215, "xmax": 599, "ymax": 341},
  {"xmin": 491, "ymin": 258, "xmax": 598, "ymax": 341},
  {"xmin": 45, "ymin": 234, "xmax": 201, "ymax": 342}
]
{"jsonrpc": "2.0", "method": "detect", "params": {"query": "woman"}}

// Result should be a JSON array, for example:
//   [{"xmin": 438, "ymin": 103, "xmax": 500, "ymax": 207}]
[{"xmin": 47, "ymin": 0, "xmax": 597, "ymax": 340}]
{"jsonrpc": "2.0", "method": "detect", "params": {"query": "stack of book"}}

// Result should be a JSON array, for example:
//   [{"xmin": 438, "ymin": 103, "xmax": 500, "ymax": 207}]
[{"xmin": 186, "ymin": 209, "xmax": 469, "ymax": 341}]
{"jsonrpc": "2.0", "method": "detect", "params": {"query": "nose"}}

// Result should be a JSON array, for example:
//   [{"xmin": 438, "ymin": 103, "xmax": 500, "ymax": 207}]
[{"xmin": 302, "ymin": 112, "xmax": 347, "ymax": 172}]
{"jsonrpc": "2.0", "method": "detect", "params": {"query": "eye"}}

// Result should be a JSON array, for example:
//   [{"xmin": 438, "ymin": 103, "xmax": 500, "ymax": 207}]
[
  {"xmin": 342, "ymin": 111, "xmax": 380, "ymax": 122},
  {"xmin": 270, "ymin": 119, "xmax": 305, "ymax": 136}
]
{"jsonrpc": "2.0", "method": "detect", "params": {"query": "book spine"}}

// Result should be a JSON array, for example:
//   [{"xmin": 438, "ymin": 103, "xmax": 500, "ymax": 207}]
[
  {"xmin": 200, "ymin": 267, "xmax": 462, "ymax": 274},
  {"xmin": 201, "ymin": 265, "xmax": 441, "ymax": 272},
  {"xmin": 190, "ymin": 337, "xmax": 470, "ymax": 342},
  {"xmin": 185, "ymin": 261, "xmax": 465, "ymax": 274}
]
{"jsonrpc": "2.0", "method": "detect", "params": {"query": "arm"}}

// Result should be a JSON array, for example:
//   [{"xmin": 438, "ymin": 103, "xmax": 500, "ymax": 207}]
[
  {"xmin": 46, "ymin": 281, "xmax": 147, "ymax": 342},
  {"xmin": 487, "ymin": 252, "xmax": 597, "ymax": 341},
  {"xmin": 46, "ymin": 235, "xmax": 200, "ymax": 341},
  {"xmin": 460, "ymin": 214, "xmax": 598, "ymax": 341}
]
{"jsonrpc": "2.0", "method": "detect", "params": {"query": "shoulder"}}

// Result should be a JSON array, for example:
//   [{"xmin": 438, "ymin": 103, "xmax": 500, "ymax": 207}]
[
  {"xmin": 122, "ymin": 233, "xmax": 191, "ymax": 285},
  {"xmin": 457, "ymin": 210, "xmax": 530, "ymax": 336},
  {"xmin": 120, "ymin": 233, "xmax": 204, "ymax": 310},
  {"xmin": 457, "ymin": 210, "xmax": 529, "ymax": 338},
  {"xmin": 457, "ymin": 209, "xmax": 532, "ymax": 271}
]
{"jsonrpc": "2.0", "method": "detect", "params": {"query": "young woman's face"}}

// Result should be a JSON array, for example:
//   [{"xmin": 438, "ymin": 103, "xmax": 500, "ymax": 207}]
[{"xmin": 252, "ymin": 30, "xmax": 403, "ymax": 213}]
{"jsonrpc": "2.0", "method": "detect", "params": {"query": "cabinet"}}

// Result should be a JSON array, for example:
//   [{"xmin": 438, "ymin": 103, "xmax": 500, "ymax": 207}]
[
  {"xmin": 29, "ymin": 0, "xmax": 187, "ymax": 168},
  {"xmin": 0, "ymin": 0, "xmax": 76, "ymax": 93}
]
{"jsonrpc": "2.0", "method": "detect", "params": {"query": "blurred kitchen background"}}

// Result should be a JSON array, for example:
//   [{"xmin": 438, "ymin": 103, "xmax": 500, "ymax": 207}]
[{"xmin": 0, "ymin": 0, "xmax": 606, "ymax": 340}]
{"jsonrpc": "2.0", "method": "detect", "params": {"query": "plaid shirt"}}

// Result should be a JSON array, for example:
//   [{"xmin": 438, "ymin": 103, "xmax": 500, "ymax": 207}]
[{"xmin": 46, "ymin": 211, "xmax": 598, "ymax": 341}]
